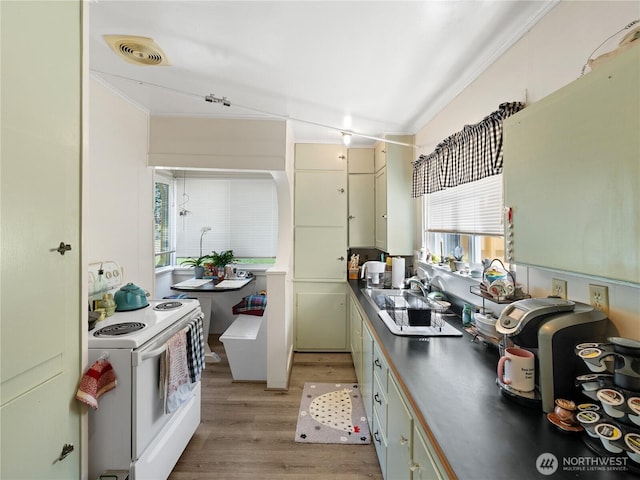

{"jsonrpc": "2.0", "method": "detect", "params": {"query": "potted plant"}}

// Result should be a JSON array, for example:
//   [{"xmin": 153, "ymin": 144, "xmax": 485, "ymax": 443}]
[
  {"xmin": 210, "ymin": 250, "xmax": 235, "ymax": 279},
  {"xmin": 180, "ymin": 255, "xmax": 211, "ymax": 279}
]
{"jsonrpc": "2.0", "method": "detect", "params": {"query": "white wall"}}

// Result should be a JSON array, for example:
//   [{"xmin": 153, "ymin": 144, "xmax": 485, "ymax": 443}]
[
  {"xmin": 415, "ymin": 1, "xmax": 640, "ymax": 338},
  {"xmin": 87, "ymin": 77, "xmax": 155, "ymax": 292}
]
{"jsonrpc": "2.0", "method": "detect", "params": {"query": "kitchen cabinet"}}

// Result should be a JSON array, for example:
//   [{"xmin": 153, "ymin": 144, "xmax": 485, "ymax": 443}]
[
  {"xmin": 348, "ymin": 148, "xmax": 375, "ymax": 247},
  {"xmin": 294, "ymin": 144, "xmax": 348, "ymax": 351},
  {"xmin": 387, "ymin": 376, "xmax": 413, "ymax": 479},
  {"xmin": 374, "ymin": 135, "xmax": 415, "ymax": 255},
  {"xmin": 350, "ymin": 291, "xmax": 449, "ymax": 480},
  {"xmin": 293, "ymin": 144, "xmax": 347, "ymax": 280},
  {"xmin": 412, "ymin": 425, "xmax": 445, "ymax": 480},
  {"xmin": 503, "ymin": 44, "xmax": 639, "ymax": 284},
  {"xmin": 350, "ymin": 295, "xmax": 364, "ymax": 383},
  {"xmin": 294, "ymin": 283, "xmax": 347, "ymax": 351}
]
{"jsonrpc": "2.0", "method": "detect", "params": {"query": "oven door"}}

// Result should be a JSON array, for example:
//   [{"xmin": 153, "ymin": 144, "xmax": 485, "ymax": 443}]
[{"xmin": 131, "ymin": 310, "xmax": 202, "ymax": 460}]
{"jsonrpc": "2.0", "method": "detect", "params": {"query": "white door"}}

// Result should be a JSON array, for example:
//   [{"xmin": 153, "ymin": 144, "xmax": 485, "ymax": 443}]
[{"xmin": 1, "ymin": 2, "xmax": 82, "ymax": 479}]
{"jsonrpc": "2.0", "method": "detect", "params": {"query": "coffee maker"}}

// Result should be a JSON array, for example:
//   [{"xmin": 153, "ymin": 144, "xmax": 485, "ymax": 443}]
[{"xmin": 496, "ymin": 297, "xmax": 609, "ymax": 412}]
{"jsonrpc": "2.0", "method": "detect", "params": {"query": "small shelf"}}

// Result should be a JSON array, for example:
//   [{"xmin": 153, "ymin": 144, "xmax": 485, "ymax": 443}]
[{"xmin": 469, "ymin": 285, "xmax": 530, "ymax": 305}]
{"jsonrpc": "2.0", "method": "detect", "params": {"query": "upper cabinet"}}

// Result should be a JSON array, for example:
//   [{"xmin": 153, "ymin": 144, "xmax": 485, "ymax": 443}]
[
  {"xmin": 348, "ymin": 148, "xmax": 375, "ymax": 248},
  {"xmin": 374, "ymin": 135, "xmax": 415, "ymax": 256},
  {"xmin": 293, "ymin": 144, "xmax": 347, "ymax": 280},
  {"xmin": 504, "ymin": 44, "xmax": 639, "ymax": 284}
]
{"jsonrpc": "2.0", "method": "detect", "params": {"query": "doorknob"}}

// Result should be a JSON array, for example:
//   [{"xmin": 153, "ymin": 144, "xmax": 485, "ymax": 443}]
[
  {"xmin": 56, "ymin": 443, "xmax": 74, "ymax": 462},
  {"xmin": 52, "ymin": 242, "xmax": 72, "ymax": 255}
]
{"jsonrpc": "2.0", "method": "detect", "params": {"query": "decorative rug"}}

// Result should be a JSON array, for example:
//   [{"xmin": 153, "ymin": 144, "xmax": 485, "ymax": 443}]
[{"xmin": 295, "ymin": 382, "xmax": 370, "ymax": 444}]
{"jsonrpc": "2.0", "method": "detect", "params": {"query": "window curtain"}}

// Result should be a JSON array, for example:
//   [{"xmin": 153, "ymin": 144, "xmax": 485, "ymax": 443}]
[{"xmin": 412, "ymin": 102, "xmax": 524, "ymax": 197}]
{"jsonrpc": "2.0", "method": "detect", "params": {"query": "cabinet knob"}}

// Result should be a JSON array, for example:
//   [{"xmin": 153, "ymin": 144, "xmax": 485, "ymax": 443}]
[
  {"xmin": 374, "ymin": 393, "xmax": 382, "ymax": 405},
  {"xmin": 337, "ymin": 256, "xmax": 345, "ymax": 261},
  {"xmin": 374, "ymin": 358, "xmax": 382, "ymax": 368},
  {"xmin": 374, "ymin": 430, "xmax": 381, "ymax": 444},
  {"xmin": 400, "ymin": 435, "xmax": 409, "ymax": 445},
  {"xmin": 410, "ymin": 462, "xmax": 419, "ymax": 472},
  {"xmin": 337, "ymin": 188, "xmax": 345, "ymax": 193},
  {"xmin": 348, "ymin": 215, "xmax": 355, "ymax": 220},
  {"xmin": 381, "ymin": 214, "xmax": 388, "ymax": 219}
]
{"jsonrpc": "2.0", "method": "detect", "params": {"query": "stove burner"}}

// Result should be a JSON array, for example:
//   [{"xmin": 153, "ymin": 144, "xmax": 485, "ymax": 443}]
[
  {"xmin": 93, "ymin": 322, "xmax": 146, "ymax": 336},
  {"xmin": 154, "ymin": 301, "xmax": 183, "ymax": 311}
]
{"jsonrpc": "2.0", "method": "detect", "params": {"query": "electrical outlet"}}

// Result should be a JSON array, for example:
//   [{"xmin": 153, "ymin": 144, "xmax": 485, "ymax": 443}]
[
  {"xmin": 551, "ymin": 279, "xmax": 567, "ymax": 299},
  {"xmin": 589, "ymin": 284, "xmax": 609, "ymax": 315}
]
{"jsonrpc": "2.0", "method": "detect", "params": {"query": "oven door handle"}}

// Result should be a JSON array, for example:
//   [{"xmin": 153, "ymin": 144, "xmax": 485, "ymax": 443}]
[{"xmin": 139, "ymin": 345, "xmax": 167, "ymax": 362}]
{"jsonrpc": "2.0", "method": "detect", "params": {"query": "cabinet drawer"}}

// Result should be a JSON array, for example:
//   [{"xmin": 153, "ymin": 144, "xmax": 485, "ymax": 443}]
[
  {"xmin": 373, "ymin": 342, "xmax": 388, "ymax": 390},
  {"xmin": 372, "ymin": 372, "xmax": 388, "ymax": 436},
  {"xmin": 372, "ymin": 408, "xmax": 387, "ymax": 478}
]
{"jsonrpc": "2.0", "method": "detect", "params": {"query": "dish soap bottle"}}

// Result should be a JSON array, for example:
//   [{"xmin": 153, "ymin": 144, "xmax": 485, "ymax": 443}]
[{"xmin": 462, "ymin": 304, "xmax": 474, "ymax": 328}]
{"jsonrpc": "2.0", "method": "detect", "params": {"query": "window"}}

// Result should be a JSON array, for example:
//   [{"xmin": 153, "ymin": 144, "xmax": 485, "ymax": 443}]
[
  {"xmin": 175, "ymin": 174, "xmax": 278, "ymax": 262},
  {"xmin": 154, "ymin": 173, "xmax": 175, "ymax": 268},
  {"xmin": 423, "ymin": 175, "xmax": 504, "ymax": 265}
]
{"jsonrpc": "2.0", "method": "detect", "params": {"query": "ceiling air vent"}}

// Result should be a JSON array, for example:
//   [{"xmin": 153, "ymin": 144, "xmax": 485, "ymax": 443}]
[{"xmin": 103, "ymin": 35, "xmax": 170, "ymax": 66}]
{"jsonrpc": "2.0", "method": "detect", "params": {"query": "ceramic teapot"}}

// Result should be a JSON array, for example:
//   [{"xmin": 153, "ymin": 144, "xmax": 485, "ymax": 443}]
[{"xmin": 114, "ymin": 283, "xmax": 149, "ymax": 311}]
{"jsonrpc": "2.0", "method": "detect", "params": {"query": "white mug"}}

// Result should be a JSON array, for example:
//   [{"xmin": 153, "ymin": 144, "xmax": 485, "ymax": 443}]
[{"xmin": 497, "ymin": 347, "xmax": 535, "ymax": 392}]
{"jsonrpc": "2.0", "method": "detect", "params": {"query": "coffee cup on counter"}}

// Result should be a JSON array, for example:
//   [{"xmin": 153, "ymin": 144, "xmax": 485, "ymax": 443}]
[{"xmin": 497, "ymin": 347, "xmax": 535, "ymax": 392}]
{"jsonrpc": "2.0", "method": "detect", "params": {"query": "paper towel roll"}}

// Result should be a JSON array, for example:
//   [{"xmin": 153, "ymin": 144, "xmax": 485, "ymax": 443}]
[{"xmin": 391, "ymin": 257, "xmax": 405, "ymax": 288}]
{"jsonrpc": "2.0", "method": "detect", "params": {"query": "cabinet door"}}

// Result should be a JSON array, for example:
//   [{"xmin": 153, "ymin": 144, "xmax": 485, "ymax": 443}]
[
  {"xmin": 348, "ymin": 147, "xmax": 375, "ymax": 173},
  {"xmin": 295, "ymin": 143, "xmax": 346, "ymax": 170},
  {"xmin": 295, "ymin": 171, "xmax": 347, "ymax": 227},
  {"xmin": 295, "ymin": 292, "xmax": 347, "ymax": 350},
  {"xmin": 412, "ymin": 426, "xmax": 445, "ymax": 480},
  {"xmin": 387, "ymin": 375, "xmax": 412, "ymax": 480},
  {"xmin": 375, "ymin": 168, "xmax": 388, "ymax": 250},
  {"xmin": 350, "ymin": 297, "xmax": 363, "ymax": 382},
  {"xmin": 361, "ymin": 323, "xmax": 374, "ymax": 423},
  {"xmin": 348, "ymin": 174, "xmax": 375, "ymax": 247},
  {"xmin": 294, "ymin": 226, "xmax": 346, "ymax": 279}
]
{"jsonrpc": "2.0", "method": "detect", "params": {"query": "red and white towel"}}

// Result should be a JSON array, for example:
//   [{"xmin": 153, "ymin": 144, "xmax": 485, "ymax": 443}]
[
  {"xmin": 76, "ymin": 359, "xmax": 117, "ymax": 409},
  {"xmin": 160, "ymin": 329, "xmax": 191, "ymax": 413}
]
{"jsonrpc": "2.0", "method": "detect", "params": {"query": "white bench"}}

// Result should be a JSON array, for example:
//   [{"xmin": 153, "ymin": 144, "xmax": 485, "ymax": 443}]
[{"xmin": 219, "ymin": 312, "xmax": 267, "ymax": 381}]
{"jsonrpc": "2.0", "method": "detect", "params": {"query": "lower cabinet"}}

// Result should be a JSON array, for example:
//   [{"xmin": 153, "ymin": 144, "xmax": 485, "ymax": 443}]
[
  {"xmin": 350, "ymin": 296, "xmax": 364, "ymax": 382},
  {"xmin": 387, "ymin": 375, "xmax": 413, "ymax": 479},
  {"xmin": 351, "ymin": 291, "xmax": 449, "ymax": 479},
  {"xmin": 412, "ymin": 425, "xmax": 445, "ymax": 480},
  {"xmin": 294, "ymin": 282, "xmax": 347, "ymax": 351}
]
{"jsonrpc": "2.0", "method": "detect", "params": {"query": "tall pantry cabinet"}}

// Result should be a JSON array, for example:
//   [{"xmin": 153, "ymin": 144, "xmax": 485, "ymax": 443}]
[
  {"xmin": 374, "ymin": 135, "xmax": 414, "ymax": 255},
  {"xmin": 293, "ymin": 144, "xmax": 348, "ymax": 351}
]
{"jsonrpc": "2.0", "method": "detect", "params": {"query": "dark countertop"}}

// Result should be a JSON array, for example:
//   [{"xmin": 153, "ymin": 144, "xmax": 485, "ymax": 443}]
[
  {"xmin": 348, "ymin": 280, "xmax": 638, "ymax": 479},
  {"xmin": 171, "ymin": 276, "xmax": 255, "ymax": 292}
]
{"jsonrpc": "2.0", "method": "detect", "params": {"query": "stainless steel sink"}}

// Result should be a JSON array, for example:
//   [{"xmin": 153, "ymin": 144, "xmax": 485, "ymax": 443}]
[{"xmin": 361, "ymin": 288, "xmax": 462, "ymax": 337}]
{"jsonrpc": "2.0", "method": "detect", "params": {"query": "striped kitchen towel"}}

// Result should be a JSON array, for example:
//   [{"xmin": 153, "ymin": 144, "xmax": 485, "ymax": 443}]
[{"xmin": 185, "ymin": 316, "xmax": 205, "ymax": 383}]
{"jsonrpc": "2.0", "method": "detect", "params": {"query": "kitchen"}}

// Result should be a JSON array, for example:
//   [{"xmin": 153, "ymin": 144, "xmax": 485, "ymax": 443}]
[{"xmin": 2, "ymin": 1, "xmax": 639, "ymax": 479}]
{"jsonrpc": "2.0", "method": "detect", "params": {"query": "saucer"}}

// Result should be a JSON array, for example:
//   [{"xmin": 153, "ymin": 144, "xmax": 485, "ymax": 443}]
[{"xmin": 547, "ymin": 412, "xmax": 583, "ymax": 433}]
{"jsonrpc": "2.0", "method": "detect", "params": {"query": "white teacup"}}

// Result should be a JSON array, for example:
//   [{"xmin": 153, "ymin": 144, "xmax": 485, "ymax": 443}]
[{"xmin": 497, "ymin": 347, "xmax": 535, "ymax": 392}]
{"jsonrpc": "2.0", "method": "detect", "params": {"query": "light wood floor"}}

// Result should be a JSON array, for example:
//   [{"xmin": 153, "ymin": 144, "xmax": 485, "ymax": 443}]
[{"xmin": 168, "ymin": 335, "xmax": 383, "ymax": 480}]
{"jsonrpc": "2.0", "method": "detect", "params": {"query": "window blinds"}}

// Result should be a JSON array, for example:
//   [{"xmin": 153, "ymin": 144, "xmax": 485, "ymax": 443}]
[
  {"xmin": 425, "ymin": 174, "xmax": 504, "ymax": 236},
  {"xmin": 176, "ymin": 176, "xmax": 278, "ymax": 258}
]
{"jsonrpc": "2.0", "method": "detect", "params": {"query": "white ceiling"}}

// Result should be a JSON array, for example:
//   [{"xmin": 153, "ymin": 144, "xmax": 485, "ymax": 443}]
[{"xmin": 89, "ymin": 1, "xmax": 557, "ymax": 146}]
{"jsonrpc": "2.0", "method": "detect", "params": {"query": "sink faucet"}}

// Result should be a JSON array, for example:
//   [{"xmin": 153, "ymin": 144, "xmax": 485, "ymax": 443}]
[{"xmin": 407, "ymin": 278, "xmax": 428, "ymax": 297}]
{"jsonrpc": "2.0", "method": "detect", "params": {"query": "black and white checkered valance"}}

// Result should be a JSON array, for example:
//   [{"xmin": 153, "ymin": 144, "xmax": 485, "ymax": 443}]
[{"xmin": 412, "ymin": 102, "xmax": 525, "ymax": 197}]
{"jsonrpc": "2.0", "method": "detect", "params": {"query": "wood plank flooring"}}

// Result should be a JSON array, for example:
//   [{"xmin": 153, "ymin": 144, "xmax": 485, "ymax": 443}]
[{"xmin": 169, "ymin": 335, "xmax": 383, "ymax": 480}]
